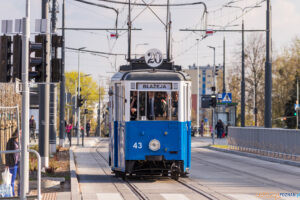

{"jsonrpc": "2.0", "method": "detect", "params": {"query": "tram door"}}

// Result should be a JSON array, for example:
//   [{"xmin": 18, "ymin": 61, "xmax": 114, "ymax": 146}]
[{"xmin": 115, "ymin": 83, "xmax": 125, "ymax": 170}]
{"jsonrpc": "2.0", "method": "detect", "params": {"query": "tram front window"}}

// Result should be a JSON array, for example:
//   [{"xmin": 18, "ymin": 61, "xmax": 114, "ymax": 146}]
[{"xmin": 130, "ymin": 91, "xmax": 178, "ymax": 121}]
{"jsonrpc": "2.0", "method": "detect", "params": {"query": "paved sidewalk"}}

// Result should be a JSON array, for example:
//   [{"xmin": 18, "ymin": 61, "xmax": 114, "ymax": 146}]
[
  {"xmin": 38, "ymin": 137, "xmax": 100, "ymax": 200},
  {"xmin": 191, "ymin": 136, "xmax": 228, "ymax": 148}
]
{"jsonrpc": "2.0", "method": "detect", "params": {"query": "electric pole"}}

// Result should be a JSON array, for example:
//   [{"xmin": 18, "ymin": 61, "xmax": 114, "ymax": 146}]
[
  {"xmin": 264, "ymin": 0, "xmax": 272, "ymax": 128},
  {"xmin": 20, "ymin": 1, "xmax": 30, "ymax": 198},
  {"xmin": 241, "ymin": 18, "xmax": 245, "ymax": 127},
  {"xmin": 50, "ymin": 0, "xmax": 58, "ymax": 154},
  {"xmin": 223, "ymin": 37, "xmax": 226, "ymax": 94},
  {"xmin": 59, "ymin": 0, "xmax": 66, "ymax": 146},
  {"xmin": 39, "ymin": 0, "xmax": 51, "ymax": 168}
]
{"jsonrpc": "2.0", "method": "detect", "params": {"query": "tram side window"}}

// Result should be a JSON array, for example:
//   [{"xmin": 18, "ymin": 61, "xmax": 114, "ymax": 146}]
[
  {"xmin": 139, "ymin": 92, "xmax": 146, "ymax": 120},
  {"xmin": 130, "ymin": 91, "xmax": 137, "ymax": 120},
  {"xmin": 171, "ymin": 91, "xmax": 178, "ymax": 120}
]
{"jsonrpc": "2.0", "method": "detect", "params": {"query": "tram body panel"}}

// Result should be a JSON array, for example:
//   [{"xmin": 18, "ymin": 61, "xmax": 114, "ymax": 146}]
[{"xmin": 109, "ymin": 70, "xmax": 191, "ymax": 176}]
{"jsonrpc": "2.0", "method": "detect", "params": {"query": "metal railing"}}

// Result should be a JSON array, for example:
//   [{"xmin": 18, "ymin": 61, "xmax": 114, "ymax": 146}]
[
  {"xmin": 228, "ymin": 127, "xmax": 300, "ymax": 159},
  {"xmin": 0, "ymin": 149, "xmax": 41, "ymax": 200}
]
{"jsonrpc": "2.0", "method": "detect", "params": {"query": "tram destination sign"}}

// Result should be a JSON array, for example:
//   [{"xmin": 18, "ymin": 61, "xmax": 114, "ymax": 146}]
[{"xmin": 138, "ymin": 83, "xmax": 171, "ymax": 91}]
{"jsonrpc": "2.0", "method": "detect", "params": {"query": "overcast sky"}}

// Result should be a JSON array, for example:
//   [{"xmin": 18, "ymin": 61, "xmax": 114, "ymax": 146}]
[{"xmin": 0, "ymin": 0, "xmax": 299, "ymax": 81}]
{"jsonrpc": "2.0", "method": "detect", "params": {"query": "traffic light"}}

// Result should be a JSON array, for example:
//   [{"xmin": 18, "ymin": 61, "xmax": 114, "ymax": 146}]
[
  {"xmin": 210, "ymin": 94, "xmax": 217, "ymax": 107},
  {"xmin": 51, "ymin": 58, "xmax": 61, "ymax": 82},
  {"xmin": 0, "ymin": 35, "xmax": 12, "ymax": 82},
  {"xmin": 29, "ymin": 35, "xmax": 46, "ymax": 82},
  {"xmin": 77, "ymin": 95, "xmax": 84, "ymax": 107},
  {"xmin": 13, "ymin": 35, "xmax": 22, "ymax": 81},
  {"xmin": 51, "ymin": 34, "xmax": 62, "ymax": 82}
]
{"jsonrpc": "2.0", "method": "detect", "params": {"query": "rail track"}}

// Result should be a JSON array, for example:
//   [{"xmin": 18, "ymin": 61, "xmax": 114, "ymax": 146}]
[{"xmin": 94, "ymin": 139, "xmax": 226, "ymax": 200}]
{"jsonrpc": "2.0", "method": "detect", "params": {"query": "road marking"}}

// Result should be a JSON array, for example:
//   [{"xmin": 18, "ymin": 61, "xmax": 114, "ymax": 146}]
[
  {"xmin": 161, "ymin": 193, "xmax": 190, "ymax": 200},
  {"xmin": 227, "ymin": 194, "xmax": 261, "ymax": 200},
  {"xmin": 97, "ymin": 193, "xmax": 123, "ymax": 200}
]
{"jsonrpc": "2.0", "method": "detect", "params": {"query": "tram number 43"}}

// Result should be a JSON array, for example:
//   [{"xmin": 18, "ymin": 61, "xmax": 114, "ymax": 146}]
[{"xmin": 133, "ymin": 142, "xmax": 142, "ymax": 149}]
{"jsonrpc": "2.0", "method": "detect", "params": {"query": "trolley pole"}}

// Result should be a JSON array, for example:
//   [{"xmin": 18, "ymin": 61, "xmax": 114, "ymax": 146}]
[{"xmin": 20, "ymin": 1, "xmax": 30, "ymax": 197}]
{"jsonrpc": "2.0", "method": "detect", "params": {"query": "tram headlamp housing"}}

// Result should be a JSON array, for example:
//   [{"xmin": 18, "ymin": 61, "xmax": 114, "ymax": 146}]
[{"xmin": 149, "ymin": 139, "xmax": 160, "ymax": 151}]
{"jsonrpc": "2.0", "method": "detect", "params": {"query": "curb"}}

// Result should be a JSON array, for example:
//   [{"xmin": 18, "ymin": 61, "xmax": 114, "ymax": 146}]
[
  {"xmin": 70, "ymin": 148, "xmax": 81, "ymax": 200},
  {"xmin": 207, "ymin": 146, "xmax": 300, "ymax": 168}
]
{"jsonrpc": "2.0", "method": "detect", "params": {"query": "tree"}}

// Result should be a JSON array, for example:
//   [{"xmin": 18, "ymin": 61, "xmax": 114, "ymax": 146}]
[
  {"xmin": 244, "ymin": 34, "xmax": 265, "ymax": 126},
  {"xmin": 65, "ymin": 71, "xmax": 105, "ymax": 134},
  {"xmin": 228, "ymin": 33, "xmax": 265, "ymax": 126},
  {"xmin": 273, "ymin": 37, "xmax": 300, "ymax": 128}
]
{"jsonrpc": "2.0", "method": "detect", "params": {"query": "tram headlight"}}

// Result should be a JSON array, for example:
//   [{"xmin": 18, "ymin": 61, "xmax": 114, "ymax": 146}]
[{"xmin": 149, "ymin": 139, "xmax": 160, "ymax": 151}]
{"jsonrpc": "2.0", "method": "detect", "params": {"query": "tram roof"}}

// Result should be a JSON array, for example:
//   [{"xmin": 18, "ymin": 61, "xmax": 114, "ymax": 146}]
[{"xmin": 111, "ymin": 70, "xmax": 191, "ymax": 81}]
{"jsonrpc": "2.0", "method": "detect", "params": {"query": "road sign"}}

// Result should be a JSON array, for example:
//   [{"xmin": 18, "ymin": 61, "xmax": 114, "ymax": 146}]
[
  {"xmin": 295, "ymin": 104, "xmax": 300, "ymax": 111},
  {"xmin": 222, "ymin": 93, "xmax": 232, "ymax": 103}
]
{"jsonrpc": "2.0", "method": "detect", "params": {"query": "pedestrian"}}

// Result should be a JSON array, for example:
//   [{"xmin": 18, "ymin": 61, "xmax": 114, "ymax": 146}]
[
  {"xmin": 66, "ymin": 122, "xmax": 72, "ymax": 145},
  {"xmin": 215, "ymin": 119, "xmax": 224, "ymax": 139},
  {"xmin": 5, "ymin": 130, "xmax": 20, "ymax": 196},
  {"xmin": 86, "ymin": 120, "xmax": 91, "ymax": 137},
  {"xmin": 225, "ymin": 123, "xmax": 230, "ymax": 137},
  {"xmin": 29, "ymin": 115, "xmax": 36, "ymax": 141},
  {"xmin": 200, "ymin": 120, "xmax": 204, "ymax": 137}
]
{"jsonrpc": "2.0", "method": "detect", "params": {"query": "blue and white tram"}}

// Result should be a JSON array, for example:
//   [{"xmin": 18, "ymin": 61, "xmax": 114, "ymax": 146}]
[{"xmin": 108, "ymin": 61, "xmax": 191, "ymax": 180}]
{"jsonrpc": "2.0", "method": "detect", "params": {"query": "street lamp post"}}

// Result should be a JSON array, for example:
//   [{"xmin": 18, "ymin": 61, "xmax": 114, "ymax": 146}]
[
  {"xmin": 225, "ymin": 4, "xmax": 261, "ymax": 127},
  {"xmin": 208, "ymin": 46, "xmax": 216, "ymax": 145},
  {"xmin": 77, "ymin": 47, "xmax": 86, "ymax": 145},
  {"xmin": 196, "ymin": 39, "xmax": 200, "ymax": 136}
]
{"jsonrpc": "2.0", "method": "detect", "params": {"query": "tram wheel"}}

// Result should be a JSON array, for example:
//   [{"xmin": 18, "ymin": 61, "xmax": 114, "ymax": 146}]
[
  {"xmin": 171, "ymin": 172, "xmax": 179, "ymax": 181},
  {"xmin": 121, "ymin": 172, "xmax": 127, "ymax": 181},
  {"xmin": 162, "ymin": 170, "xmax": 169, "ymax": 177}
]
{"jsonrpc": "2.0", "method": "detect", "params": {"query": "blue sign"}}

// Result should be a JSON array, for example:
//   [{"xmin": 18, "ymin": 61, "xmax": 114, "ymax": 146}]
[
  {"xmin": 295, "ymin": 104, "xmax": 300, "ymax": 110},
  {"xmin": 222, "ymin": 93, "xmax": 232, "ymax": 103}
]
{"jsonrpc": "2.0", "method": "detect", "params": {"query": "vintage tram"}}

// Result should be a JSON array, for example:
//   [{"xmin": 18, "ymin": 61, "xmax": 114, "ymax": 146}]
[{"xmin": 108, "ymin": 52, "xmax": 191, "ymax": 180}]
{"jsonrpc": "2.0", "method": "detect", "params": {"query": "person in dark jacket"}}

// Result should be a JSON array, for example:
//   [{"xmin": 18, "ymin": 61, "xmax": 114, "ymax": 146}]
[
  {"xmin": 86, "ymin": 120, "xmax": 91, "ymax": 137},
  {"xmin": 29, "ymin": 115, "xmax": 36, "ymax": 140},
  {"xmin": 5, "ymin": 130, "xmax": 20, "ymax": 196},
  {"xmin": 215, "ymin": 119, "xmax": 224, "ymax": 139}
]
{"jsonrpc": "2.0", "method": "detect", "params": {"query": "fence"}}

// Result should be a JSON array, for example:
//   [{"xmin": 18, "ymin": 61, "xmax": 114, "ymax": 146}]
[
  {"xmin": 0, "ymin": 106, "xmax": 20, "ymax": 166},
  {"xmin": 228, "ymin": 127, "xmax": 300, "ymax": 156},
  {"xmin": 0, "ymin": 149, "xmax": 41, "ymax": 200},
  {"xmin": 0, "ymin": 83, "xmax": 21, "ymax": 166}
]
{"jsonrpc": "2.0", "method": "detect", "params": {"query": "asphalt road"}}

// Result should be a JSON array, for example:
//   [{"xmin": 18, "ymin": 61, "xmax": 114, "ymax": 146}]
[{"xmin": 73, "ymin": 137, "xmax": 300, "ymax": 200}]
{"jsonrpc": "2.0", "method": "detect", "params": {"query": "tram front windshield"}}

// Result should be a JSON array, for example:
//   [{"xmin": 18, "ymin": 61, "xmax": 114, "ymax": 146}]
[{"xmin": 130, "ymin": 91, "xmax": 178, "ymax": 121}]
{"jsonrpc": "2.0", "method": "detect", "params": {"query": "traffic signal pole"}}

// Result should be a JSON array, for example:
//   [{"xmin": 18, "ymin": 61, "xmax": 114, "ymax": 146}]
[
  {"xmin": 50, "ymin": 0, "xmax": 58, "ymax": 154},
  {"xmin": 59, "ymin": 0, "xmax": 66, "ymax": 146},
  {"xmin": 39, "ymin": 0, "xmax": 50, "ymax": 168},
  {"xmin": 20, "ymin": 5, "xmax": 30, "ymax": 199}
]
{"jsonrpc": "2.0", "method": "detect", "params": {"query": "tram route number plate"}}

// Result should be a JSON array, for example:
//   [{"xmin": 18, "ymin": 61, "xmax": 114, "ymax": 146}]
[{"xmin": 145, "ymin": 48, "xmax": 163, "ymax": 68}]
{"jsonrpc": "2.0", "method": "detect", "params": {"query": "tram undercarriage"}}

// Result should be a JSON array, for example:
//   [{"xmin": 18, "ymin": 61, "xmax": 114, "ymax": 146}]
[{"xmin": 113, "ymin": 160, "xmax": 188, "ymax": 180}]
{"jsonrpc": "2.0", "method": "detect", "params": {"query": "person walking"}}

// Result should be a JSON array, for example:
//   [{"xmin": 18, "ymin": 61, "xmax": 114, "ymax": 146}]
[
  {"xmin": 5, "ymin": 130, "xmax": 20, "ymax": 196},
  {"xmin": 29, "ymin": 115, "xmax": 36, "ymax": 141},
  {"xmin": 86, "ymin": 120, "xmax": 91, "ymax": 137},
  {"xmin": 66, "ymin": 122, "xmax": 72, "ymax": 146},
  {"xmin": 200, "ymin": 120, "xmax": 204, "ymax": 137},
  {"xmin": 215, "ymin": 119, "xmax": 224, "ymax": 139}
]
